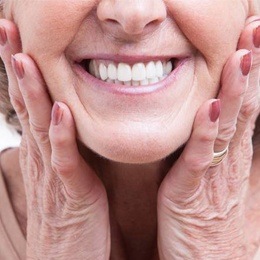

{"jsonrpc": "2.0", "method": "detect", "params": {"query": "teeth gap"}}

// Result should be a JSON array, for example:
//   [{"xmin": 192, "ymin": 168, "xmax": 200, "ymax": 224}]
[
  {"xmin": 170, "ymin": 58, "xmax": 177, "ymax": 70},
  {"xmin": 80, "ymin": 59, "xmax": 91, "ymax": 72}
]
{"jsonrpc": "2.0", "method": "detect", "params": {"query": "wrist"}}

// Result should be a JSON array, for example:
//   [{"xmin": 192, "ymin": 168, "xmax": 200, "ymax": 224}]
[
  {"xmin": 158, "ymin": 218, "xmax": 248, "ymax": 260},
  {"xmin": 26, "ymin": 230, "xmax": 110, "ymax": 260},
  {"xmin": 159, "ymin": 236, "xmax": 248, "ymax": 260}
]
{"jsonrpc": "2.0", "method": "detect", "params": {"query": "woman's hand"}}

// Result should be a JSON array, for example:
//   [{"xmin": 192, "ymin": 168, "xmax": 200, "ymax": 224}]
[
  {"xmin": 157, "ymin": 17, "xmax": 260, "ymax": 259},
  {"xmin": 0, "ymin": 19, "xmax": 110, "ymax": 259}
]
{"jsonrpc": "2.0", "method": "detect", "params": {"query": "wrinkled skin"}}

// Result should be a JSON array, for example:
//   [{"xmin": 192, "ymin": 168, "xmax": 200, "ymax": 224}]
[{"xmin": 0, "ymin": 0, "xmax": 260, "ymax": 259}]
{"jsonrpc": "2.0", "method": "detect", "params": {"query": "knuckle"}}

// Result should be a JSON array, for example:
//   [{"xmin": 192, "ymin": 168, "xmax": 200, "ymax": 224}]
[
  {"xmin": 239, "ymin": 99, "xmax": 259, "ymax": 121},
  {"xmin": 65, "ymin": 185, "xmax": 105, "ymax": 212},
  {"xmin": 27, "ymin": 152, "xmax": 44, "ymax": 182},
  {"xmin": 10, "ymin": 94, "xmax": 24, "ymax": 114},
  {"xmin": 18, "ymin": 108, "xmax": 28, "ymax": 122},
  {"xmin": 251, "ymin": 57, "xmax": 260, "ymax": 69},
  {"xmin": 192, "ymin": 125, "xmax": 217, "ymax": 145},
  {"xmin": 22, "ymin": 85, "xmax": 44, "ymax": 100},
  {"xmin": 182, "ymin": 154, "xmax": 211, "ymax": 175},
  {"xmin": 29, "ymin": 120, "xmax": 49, "ymax": 144},
  {"xmin": 14, "ymin": 104, "xmax": 28, "ymax": 122},
  {"xmin": 51, "ymin": 157, "xmax": 78, "ymax": 175},
  {"xmin": 51, "ymin": 131, "xmax": 71, "ymax": 147},
  {"xmin": 198, "ymin": 132, "xmax": 216, "ymax": 143},
  {"xmin": 218, "ymin": 124, "xmax": 237, "ymax": 143}
]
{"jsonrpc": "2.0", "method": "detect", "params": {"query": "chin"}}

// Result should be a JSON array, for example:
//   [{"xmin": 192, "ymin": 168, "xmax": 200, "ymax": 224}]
[{"xmin": 77, "ymin": 122, "xmax": 191, "ymax": 164}]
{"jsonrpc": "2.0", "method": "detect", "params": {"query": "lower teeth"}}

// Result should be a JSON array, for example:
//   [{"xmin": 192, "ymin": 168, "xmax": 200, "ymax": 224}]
[{"xmin": 105, "ymin": 76, "xmax": 167, "ymax": 86}]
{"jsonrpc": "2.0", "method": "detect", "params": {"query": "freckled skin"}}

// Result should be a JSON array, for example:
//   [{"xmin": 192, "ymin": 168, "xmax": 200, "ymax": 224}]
[{"xmin": 8, "ymin": 0, "xmax": 247, "ymax": 163}]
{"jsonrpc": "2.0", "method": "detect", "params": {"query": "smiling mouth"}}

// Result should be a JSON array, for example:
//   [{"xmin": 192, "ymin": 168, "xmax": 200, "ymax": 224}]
[{"xmin": 78, "ymin": 58, "xmax": 180, "ymax": 86}]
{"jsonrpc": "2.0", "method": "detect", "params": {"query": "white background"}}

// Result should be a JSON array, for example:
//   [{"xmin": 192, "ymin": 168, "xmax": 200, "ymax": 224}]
[{"xmin": 0, "ymin": 115, "xmax": 21, "ymax": 151}]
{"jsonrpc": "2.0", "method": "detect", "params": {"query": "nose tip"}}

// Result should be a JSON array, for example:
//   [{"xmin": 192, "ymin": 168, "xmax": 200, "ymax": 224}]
[{"xmin": 97, "ymin": 0, "xmax": 167, "ymax": 36}]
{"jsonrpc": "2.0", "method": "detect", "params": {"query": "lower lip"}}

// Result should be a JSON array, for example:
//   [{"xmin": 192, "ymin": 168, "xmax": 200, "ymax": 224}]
[{"xmin": 73, "ymin": 58, "xmax": 191, "ymax": 95}]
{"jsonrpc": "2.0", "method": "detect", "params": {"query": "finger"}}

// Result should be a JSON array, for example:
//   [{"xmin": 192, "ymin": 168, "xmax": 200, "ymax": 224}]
[
  {"xmin": 11, "ymin": 53, "xmax": 52, "ymax": 155},
  {"xmin": 49, "ymin": 102, "xmax": 104, "ymax": 201},
  {"xmin": 160, "ymin": 99, "xmax": 220, "ymax": 202},
  {"xmin": 0, "ymin": 19, "xmax": 26, "ymax": 127},
  {"xmin": 236, "ymin": 19, "xmax": 260, "ymax": 136},
  {"xmin": 214, "ymin": 50, "xmax": 251, "ymax": 152}
]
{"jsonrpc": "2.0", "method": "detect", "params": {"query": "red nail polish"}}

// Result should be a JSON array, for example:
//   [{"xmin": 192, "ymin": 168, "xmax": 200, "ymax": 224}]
[
  {"xmin": 52, "ymin": 102, "xmax": 63, "ymax": 125},
  {"xmin": 0, "ymin": 27, "xmax": 7, "ymax": 46},
  {"xmin": 240, "ymin": 51, "xmax": 252, "ymax": 76},
  {"xmin": 11, "ymin": 55, "xmax": 25, "ymax": 79},
  {"xmin": 210, "ymin": 100, "xmax": 221, "ymax": 122},
  {"xmin": 253, "ymin": 25, "xmax": 260, "ymax": 48}
]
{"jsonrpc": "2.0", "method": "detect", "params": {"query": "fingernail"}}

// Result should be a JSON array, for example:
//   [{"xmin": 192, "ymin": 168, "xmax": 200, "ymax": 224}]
[
  {"xmin": 210, "ymin": 99, "xmax": 221, "ymax": 122},
  {"xmin": 240, "ymin": 51, "xmax": 252, "ymax": 76},
  {"xmin": 52, "ymin": 102, "xmax": 63, "ymax": 126},
  {"xmin": 253, "ymin": 25, "xmax": 260, "ymax": 48},
  {"xmin": 0, "ymin": 27, "xmax": 7, "ymax": 46},
  {"xmin": 11, "ymin": 55, "xmax": 25, "ymax": 79}
]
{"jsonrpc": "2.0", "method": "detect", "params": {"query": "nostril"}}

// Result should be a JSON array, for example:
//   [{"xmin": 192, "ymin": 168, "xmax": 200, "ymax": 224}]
[
  {"xmin": 146, "ymin": 19, "xmax": 161, "ymax": 28},
  {"xmin": 97, "ymin": 1, "xmax": 167, "ymax": 36},
  {"xmin": 106, "ymin": 19, "xmax": 119, "ymax": 25}
]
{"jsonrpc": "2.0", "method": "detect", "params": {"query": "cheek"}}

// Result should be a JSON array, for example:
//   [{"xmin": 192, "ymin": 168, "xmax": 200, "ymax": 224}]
[
  {"xmin": 16, "ymin": 1, "xmax": 95, "ymax": 58},
  {"xmin": 14, "ymin": 1, "xmax": 97, "ymax": 101},
  {"xmin": 166, "ymin": 0, "xmax": 247, "ymax": 65}
]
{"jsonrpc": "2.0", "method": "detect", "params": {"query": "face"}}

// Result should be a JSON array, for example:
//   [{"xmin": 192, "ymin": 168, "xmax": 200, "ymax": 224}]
[{"xmin": 6, "ymin": 0, "xmax": 249, "ymax": 163}]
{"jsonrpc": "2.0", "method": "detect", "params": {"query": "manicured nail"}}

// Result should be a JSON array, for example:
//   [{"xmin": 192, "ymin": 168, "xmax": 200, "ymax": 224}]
[
  {"xmin": 0, "ymin": 26, "xmax": 7, "ymax": 46},
  {"xmin": 52, "ymin": 102, "xmax": 63, "ymax": 126},
  {"xmin": 210, "ymin": 100, "xmax": 221, "ymax": 122},
  {"xmin": 253, "ymin": 25, "xmax": 260, "ymax": 48},
  {"xmin": 240, "ymin": 51, "xmax": 252, "ymax": 76},
  {"xmin": 11, "ymin": 55, "xmax": 25, "ymax": 79}
]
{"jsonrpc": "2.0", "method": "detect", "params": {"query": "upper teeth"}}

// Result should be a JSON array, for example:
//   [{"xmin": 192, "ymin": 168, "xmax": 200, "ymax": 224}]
[{"xmin": 88, "ymin": 60, "xmax": 173, "ymax": 85}]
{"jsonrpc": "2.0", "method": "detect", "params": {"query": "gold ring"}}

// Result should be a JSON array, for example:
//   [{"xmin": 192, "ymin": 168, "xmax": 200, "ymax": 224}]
[{"xmin": 210, "ymin": 146, "xmax": 229, "ymax": 167}]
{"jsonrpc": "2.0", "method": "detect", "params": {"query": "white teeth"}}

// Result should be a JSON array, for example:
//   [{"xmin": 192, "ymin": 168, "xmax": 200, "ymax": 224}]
[
  {"xmin": 132, "ymin": 63, "xmax": 146, "ymax": 81},
  {"xmin": 88, "ymin": 59, "xmax": 175, "ymax": 86},
  {"xmin": 106, "ymin": 78, "xmax": 114, "ymax": 83},
  {"xmin": 108, "ymin": 63, "xmax": 117, "ymax": 80},
  {"xmin": 149, "ymin": 77, "xmax": 159, "ymax": 84},
  {"xmin": 124, "ymin": 81, "xmax": 131, "ymax": 86},
  {"xmin": 99, "ymin": 63, "xmax": 108, "ymax": 80},
  {"xmin": 118, "ymin": 63, "xmax": 132, "ymax": 82},
  {"xmin": 155, "ymin": 61, "xmax": 163, "ymax": 78},
  {"xmin": 132, "ymin": 80, "xmax": 140, "ymax": 86},
  {"xmin": 93, "ymin": 61, "xmax": 100, "ymax": 79},
  {"xmin": 159, "ymin": 76, "xmax": 167, "ymax": 81},
  {"xmin": 165, "ymin": 61, "xmax": 172, "ymax": 75},
  {"xmin": 141, "ymin": 79, "xmax": 149, "ymax": 86},
  {"xmin": 89, "ymin": 60, "xmax": 95, "ymax": 76},
  {"xmin": 146, "ymin": 61, "xmax": 157, "ymax": 79},
  {"xmin": 115, "ymin": 79, "xmax": 123, "ymax": 85}
]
